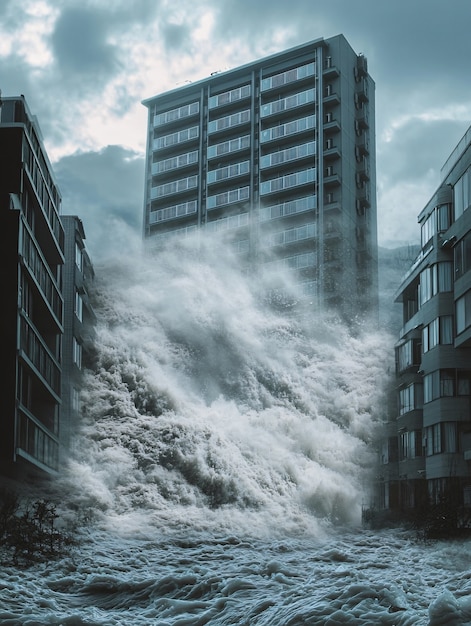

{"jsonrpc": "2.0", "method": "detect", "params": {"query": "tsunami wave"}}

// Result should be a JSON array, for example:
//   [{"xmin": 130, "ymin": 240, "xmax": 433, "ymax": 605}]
[{"xmin": 60, "ymin": 233, "xmax": 394, "ymax": 539}]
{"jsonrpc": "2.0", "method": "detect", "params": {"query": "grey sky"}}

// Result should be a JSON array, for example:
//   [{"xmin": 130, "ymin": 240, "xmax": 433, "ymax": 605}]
[{"xmin": 1, "ymin": 0, "xmax": 470, "ymax": 261}]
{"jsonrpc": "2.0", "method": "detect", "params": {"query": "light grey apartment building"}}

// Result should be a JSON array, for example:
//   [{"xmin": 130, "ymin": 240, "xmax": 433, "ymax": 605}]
[
  {"xmin": 142, "ymin": 35, "xmax": 378, "ymax": 321},
  {"xmin": 380, "ymin": 125, "xmax": 471, "ymax": 514}
]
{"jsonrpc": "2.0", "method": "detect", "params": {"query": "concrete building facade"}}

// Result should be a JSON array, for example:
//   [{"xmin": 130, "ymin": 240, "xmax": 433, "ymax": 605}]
[
  {"xmin": 380, "ymin": 125, "xmax": 471, "ymax": 513},
  {"xmin": 142, "ymin": 35, "xmax": 378, "ymax": 321},
  {"xmin": 0, "ymin": 95, "xmax": 94, "ymax": 480}
]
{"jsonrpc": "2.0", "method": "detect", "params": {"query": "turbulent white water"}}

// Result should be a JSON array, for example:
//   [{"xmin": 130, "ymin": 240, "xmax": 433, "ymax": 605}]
[{"xmin": 2, "ymin": 234, "xmax": 471, "ymax": 624}]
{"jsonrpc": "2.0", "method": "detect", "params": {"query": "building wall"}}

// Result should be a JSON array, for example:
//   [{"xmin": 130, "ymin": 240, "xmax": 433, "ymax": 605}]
[
  {"xmin": 0, "ymin": 96, "xmax": 95, "ymax": 481},
  {"xmin": 142, "ymin": 35, "xmax": 378, "ymax": 322},
  {"xmin": 380, "ymin": 125, "xmax": 471, "ymax": 512}
]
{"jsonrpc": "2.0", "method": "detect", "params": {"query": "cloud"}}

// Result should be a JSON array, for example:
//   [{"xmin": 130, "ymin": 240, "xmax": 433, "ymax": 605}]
[
  {"xmin": 51, "ymin": 6, "xmax": 119, "ymax": 78},
  {"xmin": 54, "ymin": 146, "xmax": 145, "ymax": 262}
]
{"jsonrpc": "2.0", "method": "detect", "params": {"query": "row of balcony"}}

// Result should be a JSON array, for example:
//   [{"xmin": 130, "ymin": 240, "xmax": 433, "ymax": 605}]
[
  {"xmin": 19, "ymin": 314, "xmax": 61, "ymax": 396},
  {"xmin": 261, "ymin": 221, "xmax": 317, "ymax": 249}
]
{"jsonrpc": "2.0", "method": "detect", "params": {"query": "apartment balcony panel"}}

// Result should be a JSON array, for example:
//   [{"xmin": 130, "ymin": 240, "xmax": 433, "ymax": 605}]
[
  {"xmin": 21, "ymin": 226, "xmax": 63, "ymax": 326},
  {"xmin": 153, "ymin": 126, "xmax": 200, "ymax": 152},
  {"xmin": 322, "ymin": 63, "xmax": 339, "ymax": 79},
  {"xmin": 260, "ymin": 168, "xmax": 316, "ymax": 197},
  {"xmin": 208, "ymin": 84, "xmax": 251, "ymax": 110},
  {"xmin": 323, "ymin": 172, "xmax": 341, "ymax": 187},
  {"xmin": 261, "ymin": 62, "xmax": 316, "ymax": 93},
  {"xmin": 397, "ymin": 457, "xmax": 426, "ymax": 480},
  {"xmin": 205, "ymin": 211, "xmax": 250, "ymax": 234},
  {"xmin": 260, "ymin": 141, "xmax": 316, "ymax": 171},
  {"xmin": 207, "ymin": 135, "xmax": 251, "ymax": 161},
  {"xmin": 207, "ymin": 160, "xmax": 250, "ymax": 186},
  {"xmin": 260, "ymin": 88, "xmax": 316, "ymax": 120},
  {"xmin": 153, "ymin": 101, "xmax": 200, "ymax": 128},
  {"xmin": 323, "ymin": 119, "xmax": 341, "ymax": 133},
  {"xmin": 259, "ymin": 195, "xmax": 317, "ymax": 223},
  {"xmin": 260, "ymin": 115, "xmax": 316, "ymax": 145},
  {"xmin": 152, "ymin": 150, "xmax": 199, "ymax": 176},
  {"xmin": 422, "ymin": 397, "xmax": 471, "ymax": 428},
  {"xmin": 149, "ymin": 200, "xmax": 198, "ymax": 225},
  {"xmin": 206, "ymin": 186, "xmax": 250, "ymax": 211},
  {"xmin": 19, "ymin": 315, "xmax": 61, "ymax": 396},
  {"xmin": 260, "ymin": 222, "xmax": 317, "ymax": 251},
  {"xmin": 16, "ymin": 407, "xmax": 59, "ymax": 473},
  {"xmin": 208, "ymin": 110, "xmax": 251, "ymax": 135},
  {"xmin": 323, "ymin": 93, "xmax": 340, "ymax": 106},
  {"xmin": 396, "ymin": 408, "xmax": 423, "ymax": 431},
  {"xmin": 151, "ymin": 175, "xmax": 198, "ymax": 200},
  {"xmin": 426, "ymin": 453, "xmax": 469, "ymax": 480}
]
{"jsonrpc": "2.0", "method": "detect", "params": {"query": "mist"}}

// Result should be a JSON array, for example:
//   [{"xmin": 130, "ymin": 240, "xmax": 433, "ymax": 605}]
[{"xmin": 60, "ymin": 232, "xmax": 394, "ymax": 539}]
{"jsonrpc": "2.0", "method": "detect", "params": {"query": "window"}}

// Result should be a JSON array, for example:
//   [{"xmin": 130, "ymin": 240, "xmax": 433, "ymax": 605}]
[
  {"xmin": 421, "ymin": 210, "xmax": 436, "ymax": 248},
  {"xmin": 73, "ymin": 337, "xmax": 82, "ymax": 369},
  {"xmin": 456, "ymin": 290, "xmax": 471, "ymax": 334},
  {"xmin": 396, "ymin": 339, "xmax": 420, "ymax": 372},
  {"xmin": 454, "ymin": 167, "xmax": 471, "ymax": 220},
  {"xmin": 422, "ymin": 316, "xmax": 453, "ymax": 352},
  {"xmin": 399, "ymin": 383, "xmax": 423, "ymax": 415},
  {"xmin": 75, "ymin": 291, "xmax": 83, "ymax": 322},
  {"xmin": 75, "ymin": 242, "xmax": 83, "ymax": 272},
  {"xmin": 399, "ymin": 429, "xmax": 423, "ymax": 460},
  {"xmin": 454, "ymin": 232, "xmax": 471, "ymax": 279},
  {"xmin": 419, "ymin": 262, "xmax": 453, "ymax": 305},
  {"xmin": 425, "ymin": 422, "xmax": 458, "ymax": 455},
  {"xmin": 423, "ymin": 369, "xmax": 471, "ymax": 402}
]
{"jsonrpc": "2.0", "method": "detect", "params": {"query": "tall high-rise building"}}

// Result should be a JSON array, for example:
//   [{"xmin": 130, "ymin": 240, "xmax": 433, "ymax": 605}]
[
  {"xmin": 379, "ymin": 125, "xmax": 471, "ymax": 514},
  {"xmin": 0, "ymin": 95, "xmax": 94, "ymax": 480},
  {"xmin": 142, "ymin": 35, "xmax": 378, "ymax": 321}
]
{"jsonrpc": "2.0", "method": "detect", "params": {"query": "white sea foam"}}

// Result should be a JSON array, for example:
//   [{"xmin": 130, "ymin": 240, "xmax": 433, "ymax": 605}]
[{"xmin": 57, "ymin": 232, "xmax": 393, "ymax": 538}]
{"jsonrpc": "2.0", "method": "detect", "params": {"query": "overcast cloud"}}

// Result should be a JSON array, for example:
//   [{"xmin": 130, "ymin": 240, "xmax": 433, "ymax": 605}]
[{"xmin": 1, "ymin": 0, "xmax": 470, "ymax": 261}]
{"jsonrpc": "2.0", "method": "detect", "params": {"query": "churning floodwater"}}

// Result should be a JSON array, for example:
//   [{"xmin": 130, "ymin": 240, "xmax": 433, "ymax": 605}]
[{"xmin": 2, "ymin": 234, "xmax": 471, "ymax": 625}]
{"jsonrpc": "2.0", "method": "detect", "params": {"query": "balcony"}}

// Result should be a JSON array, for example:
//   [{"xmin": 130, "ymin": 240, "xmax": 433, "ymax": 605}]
[
  {"xmin": 261, "ymin": 62, "xmax": 316, "ymax": 92},
  {"xmin": 260, "ymin": 168, "xmax": 316, "ymax": 197},
  {"xmin": 152, "ymin": 150, "xmax": 198, "ymax": 175},
  {"xmin": 208, "ymin": 110, "xmax": 250, "ymax": 134},
  {"xmin": 151, "ymin": 175, "xmax": 198, "ymax": 199},
  {"xmin": 261, "ymin": 88, "xmax": 315, "ymax": 119},
  {"xmin": 154, "ymin": 101, "xmax": 199, "ymax": 127},
  {"xmin": 207, "ymin": 135, "xmax": 250, "ymax": 160},
  {"xmin": 209, "ymin": 84, "xmax": 251, "ymax": 109},
  {"xmin": 260, "ymin": 141, "xmax": 316, "ymax": 170},
  {"xmin": 207, "ymin": 160, "xmax": 250, "ymax": 185},
  {"xmin": 260, "ymin": 115, "xmax": 316, "ymax": 144},
  {"xmin": 259, "ymin": 195, "xmax": 317, "ymax": 222},
  {"xmin": 150, "ymin": 200, "xmax": 197, "ymax": 224},
  {"xmin": 153, "ymin": 126, "xmax": 199, "ymax": 150},
  {"xmin": 206, "ymin": 186, "xmax": 250, "ymax": 210},
  {"xmin": 19, "ymin": 315, "xmax": 60, "ymax": 395}
]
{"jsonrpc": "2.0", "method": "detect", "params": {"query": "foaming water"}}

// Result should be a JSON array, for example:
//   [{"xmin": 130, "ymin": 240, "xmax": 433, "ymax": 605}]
[
  {"xmin": 3, "ymin": 235, "xmax": 471, "ymax": 625},
  {"xmin": 60, "ymin": 233, "xmax": 392, "ymax": 538}
]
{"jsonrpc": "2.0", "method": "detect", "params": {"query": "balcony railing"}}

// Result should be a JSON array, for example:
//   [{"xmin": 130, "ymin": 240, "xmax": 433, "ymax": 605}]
[
  {"xmin": 261, "ymin": 222, "xmax": 317, "ymax": 248},
  {"xmin": 207, "ymin": 186, "xmax": 249, "ymax": 210},
  {"xmin": 153, "ymin": 126, "xmax": 199, "ymax": 150},
  {"xmin": 261, "ymin": 88, "xmax": 315, "ymax": 118},
  {"xmin": 207, "ymin": 135, "xmax": 250, "ymax": 159},
  {"xmin": 264, "ymin": 251, "xmax": 316, "ymax": 272},
  {"xmin": 261, "ymin": 62, "xmax": 315, "ymax": 91},
  {"xmin": 260, "ymin": 168, "xmax": 316, "ymax": 196},
  {"xmin": 154, "ymin": 101, "xmax": 199, "ymax": 126},
  {"xmin": 22, "ymin": 226, "xmax": 62, "ymax": 323},
  {"xmin": 206, "ymin": 212, "xmax": 249, "ymax": 233},
  {"xmin": 19, "ymin": 315, "xmax": 60, "ymax": 395},
  {"xmin": 260, "ymin": 115, "xmax": 316, "ymax": 143},
  {"xmin": 151, "ymin": 175, "xmax": 198, "ymax": 199},
  {"xmin": 260, "ymin": 141, "xmax": 316, "ymax": 169},
  {"xmin": 208, "ymin": 110, "xmax": 250, "ymax": 134},
  {"xmin": 152, "ymin": 150, "xmax": 198, "ymax": 174},
  {"xmin": 207, "ymin": 160, "xmax": 250, "ymax": 184},
  {"xmin": 150, "ymin": 200, "xmax": 197, "ymax": 224},
  {"xmin": 259, "ymin": 195, "xmax": 317, "ymax": 222},
  {"xmin": 209, "ymin": 84, "xmax": 251, "ymax": 109}
]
